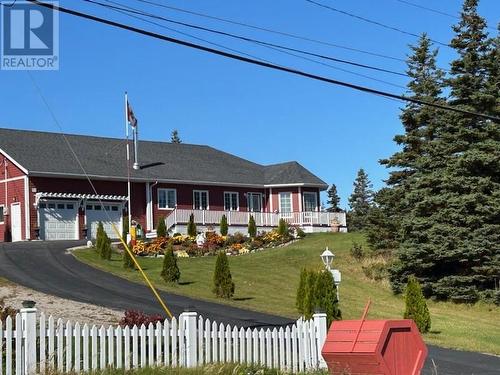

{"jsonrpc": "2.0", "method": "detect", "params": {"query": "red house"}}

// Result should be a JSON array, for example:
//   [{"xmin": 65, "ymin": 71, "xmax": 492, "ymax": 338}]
[{"xmin": 0, "ymin": 128, "xmax": 346, "ymax": 241}]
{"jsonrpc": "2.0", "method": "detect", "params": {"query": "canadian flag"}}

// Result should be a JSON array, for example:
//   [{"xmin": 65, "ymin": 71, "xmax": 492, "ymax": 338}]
[{"xmin": 127, "ymin": 100, "xmax": 138, "ymax": 128}]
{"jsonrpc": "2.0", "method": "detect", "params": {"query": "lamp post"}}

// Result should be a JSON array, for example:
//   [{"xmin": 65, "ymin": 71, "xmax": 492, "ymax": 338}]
[{"xmin": 321, "ymin": 247, "xmax": 341, "ymax": 302}]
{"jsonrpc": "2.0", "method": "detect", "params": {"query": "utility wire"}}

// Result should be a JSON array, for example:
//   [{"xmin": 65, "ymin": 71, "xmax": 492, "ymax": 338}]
[
  {"xmin": 305, "ymin": 0, "xmax": 449, "ymax": 47},
  {"xmin": 25, "ymin": 1, "xmax": 500, "ymax": 123},
  {"xmin": 130, "ymin": 0, "xmax": 407, "ymax": 63},
  {"xmin": 86, "ymin": 0, "xmax": 407, "ymax": 88}
]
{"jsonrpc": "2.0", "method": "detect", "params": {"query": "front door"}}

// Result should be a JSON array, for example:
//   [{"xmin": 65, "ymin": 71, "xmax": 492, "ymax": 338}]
[{"xmin": 10, "ymin": 203, "xmax": 22, "ymax": 242}]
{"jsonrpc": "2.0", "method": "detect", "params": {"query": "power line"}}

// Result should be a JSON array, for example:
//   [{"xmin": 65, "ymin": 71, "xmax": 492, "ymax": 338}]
[
  {"xmin": 24, "ymin": 1, "xmax": 500, "ymax": 123},
  {"xmin": 130, "ymin": 0, "xmax": 408, "ymax": 63},
  {"xmin": 305, "ymin": 0, "xmax": 450, "ymax": 48},
  {"xmin": 86, "ymin": 0, "xmax": 408, "ymax": 85}
]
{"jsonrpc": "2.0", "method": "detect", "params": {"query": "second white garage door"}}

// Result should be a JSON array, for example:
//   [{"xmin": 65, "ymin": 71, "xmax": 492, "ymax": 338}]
[{"xmin": 86, "ymin": 203, "xmax": 122, "ymax": 239}]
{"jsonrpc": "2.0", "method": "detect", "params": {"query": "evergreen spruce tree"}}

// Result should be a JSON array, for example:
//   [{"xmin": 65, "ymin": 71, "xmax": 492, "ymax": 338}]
[
  {"xmin": 170, "ymin": 130, "xmax": 182, "ymax": 143},
  {"xmin": 248, "ymin": 215, "xmax": 256, "ymax": 238},
  {"xmin": 99, "ymin": 231, "xmax": 112, "ymax": 260},
  {"xmin": 347, "ymin": 168, "xmax": 374, "ymax": 231},
  {"xmin": 296, "ymin": 268, "xmax": 308, "ymax": 315},
  {"xmin": 212, "ymin": 252, "xmax": 235, "ymax": 298},
  {"xmin": 303, "ymin": 270, "xmax": 318, "ymax": 320},
  {"xmin": 326, "ymin": 184, "xmax": 341, "ymax": 212},
  {"xmin": 123, "ymin": 242, "xmax": 135, "ymax": 269},
  {"xmin": 220, "ymin": 214, "xmax": 228, "ymax": 236},
  {"xmin": 161, "ymin": 244, "xmax": 180, "ymax": 283},
  {"xmin": 277, "ymin": 218, "xmax": 289, "ymax": 237},
  {"xmin": 156, "ymin": 217, "xmax": 167, "ymax": 238},
  {"xmin": 313, "ymin": 270, "xmax": 342, "ymax": 325},
  {"xmin": 95, "ymin": 221, "xmax": 105, "ymax": 252},
  {"xmin": 187, "ymin": 214, "xmax": 197, "ymax": 237},
  {"xmin": 404, "ymin": 276, "xmax": 431, "ymax": 333}
]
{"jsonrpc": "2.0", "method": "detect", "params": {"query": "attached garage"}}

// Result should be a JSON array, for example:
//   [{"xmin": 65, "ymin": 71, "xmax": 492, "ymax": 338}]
[
  {"xmin": 86, "ymin": 202, "xmax": 122, "ymax": 239},
  {"xmin": 39, "ymin": 201, "xmax": 78, "ymax": 240}
]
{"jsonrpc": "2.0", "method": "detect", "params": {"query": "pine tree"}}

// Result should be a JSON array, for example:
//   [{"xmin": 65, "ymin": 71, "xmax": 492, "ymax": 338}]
[
  {"xmin": 277, "ymin": 218, "xmax": 288, "ymax": 237},
  {"xmin": 220, "ymin": 214, "xmax": 228, "ymax": 236},
  {"xmin": 313, "ymin": 270, "xmax": 341, "ymax": 326},
  {"xmin": 170, "ymin": 130, "xmax": 182, "ymax": 143},
  {"xmin": 404, "ymin": 276, "xmax": 431, "ymax": 333},
  {"xmin": 296, "ymin": 268, "xmax": 308, "ymax": 315},
  {"xmin": 212, "ymin": 252, "xmax": 235, "ymax": 298},
  {"xmin": 187, "ymin": 214, "xmax": 197, "ymax": 237},
  {"xmin": 95, "ymin": 221, "xmax": 105, "ymax": 252},
  {"xmin": 123, "ymin": 242, "xmax": 135, "ymax": 269},
  {"xmin": 326, "ymin": 184, "xmax": 341, "ymax": 212},
  {"xmin": 161, "ymin": 244, "xmax": 180, "ymax": 283},
  {"xmin": 156, "ymin": 217, "xmax": 167, "ymax": 238},
  {"xmin": 303, "ymin": 270, "xmax": 317, "ymax": 320},
  {"xmin": 248, "ymin": 215, "xmax": 256, "ymax": 238},
  {"xmin": 99, "ymin": 230, "xmax": 112, "ymax": 260},
  {"xmin": 347, "ymin": 168, "xmax": 374, "ymax": 231}
]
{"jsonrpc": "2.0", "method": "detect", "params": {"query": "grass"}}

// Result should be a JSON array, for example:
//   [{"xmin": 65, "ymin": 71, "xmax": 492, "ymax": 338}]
[{"xmin": 73, "ymin": 233, "xmax": 500, "ymax": 355}]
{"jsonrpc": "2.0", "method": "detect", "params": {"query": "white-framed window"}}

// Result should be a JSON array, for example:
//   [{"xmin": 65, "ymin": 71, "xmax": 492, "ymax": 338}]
[
  {"xmin": 0, "ymin": 205, "xmax": 4, "ymax": 224},
  {"xmin": 303, "ymin": 192, "xmax": 318, "ymax": 212},
  {"xmin": 193, "ymin": 190, "xmax": 209, "ymax": 210},
  {"xmin": 224, "ymin": 192, "xmax": 239, "ymax": 211},
  {"xmin": 247, "ymin": 192, "xmax": 262, "ymax": 212},
  {"xmin": 279, "ymin": 192, "xmax": 293, "ymax": 214},
  {"xmin": 158, "ymin": 188, "xmax": 177, "ymax": 209}
]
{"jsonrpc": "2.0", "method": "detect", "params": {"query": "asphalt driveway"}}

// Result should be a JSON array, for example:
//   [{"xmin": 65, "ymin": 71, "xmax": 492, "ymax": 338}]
[{"xmin": 0, "ymin": 241, "xmax": 498, "ymax": 374}]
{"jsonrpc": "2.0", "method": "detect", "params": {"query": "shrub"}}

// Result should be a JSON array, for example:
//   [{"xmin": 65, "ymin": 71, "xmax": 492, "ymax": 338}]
[
  {"xmin": 277, "ymin": 218, "xmax": 289, "ymax": 237},
  {"xmin": 123, "ymin": 242, "xmax": 135, "ymax": 269},
  {"xmin": 296, "ymin": 227, "xmax": 306, "ymax": 238},
  {"xmin": 96, "ymin": 222, "xmax": 112, "ymax": 260},
  {"xmin": 119, "ymin": 310, "xmax": 164, "ymax": 328},
  {"xmin": 226, "ymin": 232, "xmax": 246, "ymax": 245},
  {"xmin": 303, "ymin": 270, "xmax": 318, "ymax": 320},
  {"xmin": 220, "ymin": 214, "xmax": 228, "ymax": 236},
  {"xmin": 161, "ymin": 244, "xmax": 180, "ymax": 283},
  {"xmin": 95, "ymin": 221, "xmax": 105, "ymax": 251},
  {"xmin": 404, "ymin": 276, "xmax": 431, "ymax": 333},
  {"xmin": 203, "ymin": 232, "xmax": 225, "ymax": 252},
  {"xmin": 0, "ymin": 299, "xmax": 17, "ymax": 324},
  {"xmin": 122, "ymin": 215, "xmax": 129, "ymax": 241},
  {"xmin": 350, "ymin": 241, "xmax": 364, "ymax": 260},
  {"xmin": 313, "ymin": 270, "xmax": 342, "ymax": 325},
  {"xmin": 296, "ymin": 268, "xmax": 308, "ymax": 315},
  {"xmin": 213, "ymin": 252, "xmax": 235, "ymax": 298},
  {"xmin": 361, "ymin": 256, "xmax": 388, "ymax": 282},
  {"xmin": 187, "ymin": 214, "xmax": 197, "ymax": 237},
  {"xmin": 156, "ymin": 217, "xmax": 167, "ymax": 238},
  {"xmin": 248, "ymin": 215, "xmax": 257, "ymax": 238}
]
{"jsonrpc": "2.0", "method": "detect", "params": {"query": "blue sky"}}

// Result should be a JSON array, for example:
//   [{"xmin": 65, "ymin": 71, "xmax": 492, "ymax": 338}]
[{"xmin": 1, "ymin": 0, "xmax": 498, "ymax": 208}]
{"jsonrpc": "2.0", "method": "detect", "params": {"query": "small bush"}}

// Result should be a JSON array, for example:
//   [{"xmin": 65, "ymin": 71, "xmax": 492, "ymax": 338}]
[
  {"xmin": 350, "ymin": 241, "xmax": 364, "ymax": 260},
  {"xmin": 361, "ymin": 256, "xmax": 388, "ymax": 282},
  {"xmin": 296, "ymin": 268, "xmax": 308, "ymax": 315},
  {"xmin": 313, "ymin": 270, "xmax": 342, "ymax": 325},
  {"xmin": 95, "ymin": 221, "xmax": 105, "ymax": 251},
  {"xmin": 123, "ymin": 242, "xmax": 135, "ymax": 269},
  {"xmin": 213, "ymin": 252, "xmax": 235, "ymax": 299},
  {"xmin": 248, "ymin": 215, "xmax": 257, "ymax": 238},
  {"xmin": 161, "ymin": 244, "xmax": 180, "ymax": 283},
  {"xmin": 156, "ymin": 217, "xmax": 167, "ymax": 238},
  {"xmin": 220, "ymin": 214, "xmax": 228, "ymax": 236},
  {"xmin": 296, "ymin": 227, "xmax": 306, "ymax": 238},
  {"xmin": 187, "ymin": 214, "xmax": 197, "ymax": 237},
  {"xmin": 404, "ymin": 276, "xmax": 431, "ymax": 333},
  {"xmin": 277, "ymin": 218, "xmax": 289, "ymax": 237},
  {"xmin": 119, "ymin": 310, "xmax": 164, "ymax": 328}
]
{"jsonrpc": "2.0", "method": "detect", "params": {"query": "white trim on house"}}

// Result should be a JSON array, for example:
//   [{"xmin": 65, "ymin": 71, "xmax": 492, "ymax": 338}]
[
  {"xmin": 23, "ymin": 176, "xmax": 30, "ymax": 240},
  {"xmin": 193, "ymin": 190, "xmax": 209, "ymax": 210},
  {"xmin": 0, "ymin": 204, "xmax": 4, "ymax": 224},
  {"xmin": 158, "ymin": 188, "xmax": 177, "ymax": 210},
  {"xmin": 0, "ymin": 175, "xmax": 25, "ymax": 183},
  {"xmin": 146, "ymin": 182, "xmax": 152, "ymax": 231},
  {"xmin": 0, "ymin": 148, "xmax": 29, "ymax": 175},
  {"xmin": 269, "ymin": 188, "xmax": 273, "ymax": 212},
  {"xmin": 223, "ymin": 191, "xmax": 239, "ymax": 211},
  {"xmin": 298, "ymin": 186, "xmax": 303, "ymax": 212}
]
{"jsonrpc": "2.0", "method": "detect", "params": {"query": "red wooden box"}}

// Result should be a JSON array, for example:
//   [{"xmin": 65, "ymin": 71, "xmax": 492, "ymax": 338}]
[{"xmin": 322, "ymin": 318, "xmax": 427, "ymax": 375}]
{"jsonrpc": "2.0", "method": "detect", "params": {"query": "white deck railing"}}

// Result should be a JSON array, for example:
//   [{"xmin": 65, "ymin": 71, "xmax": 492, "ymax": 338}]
[
  {"xmin": 1, "ymin": 307, "xmax": 327, "ymax": 374},
  {"xmin": 166, "ymin": 209, "xmax": 346, "ymax": 229}
]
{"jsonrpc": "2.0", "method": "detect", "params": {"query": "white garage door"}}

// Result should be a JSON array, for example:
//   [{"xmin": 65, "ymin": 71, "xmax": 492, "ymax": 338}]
[
  {"xmin": 39, "ymin": 201, "xmax": 78, "ymax": 240},
  {"xmin": 86, "ymin": 203, "xmax": 122, "ymax": 239}
]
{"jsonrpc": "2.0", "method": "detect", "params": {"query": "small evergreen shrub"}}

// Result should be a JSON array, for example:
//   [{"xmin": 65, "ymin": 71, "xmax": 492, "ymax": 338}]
[
  {"xmin": 220, "ymin": 214, "xmax": 228, "ymax": 236},
  {"xmin": 95, "ymin": 221, "xmax": 105, "ymax": 251},
  {"xmin": 156, "ymin": 217, "xmax": 167, "ymax": 238},
  {"xmin": 296, "ymin": 268, "xmax": 308, "ymax": 314},
  {"xmin": 248, "ymin": 215, "xmax": 257, "ymax": 238},
  {"xmin": 187, "ymin": 214, "xmax": 197, "ymax": 237},
  {"xmin": 212, "ymin": 252, "xmax": 235, "ymax": 299},
  {"xmin": 350, "ymin": 242, "xmax": 364, "ymax": 260},
  {"xmin": 303, "ymin": 270, "xmax": 318, "ymax": 320},
  {"xmin": 161, "ymin": 244, "xmax": 180, "ymax": 283},
  {"xmin": 123, "ymin": 242, "xmax": 135, "ymax": 269},
  {"xmin": 404, "ymin": 276, "xmax": 431, "ymax": 333},
  {"xmin": 313, "ymin": 270, "xmax": 342, "ymax": 325},
  {"xmin": 100, "ymin": 234, "xmax": 112, "ymax": 260},
  {"xmin": 277, "ymin": 218, "xmax": 289, "ymax": 238},
  {"xmin": 296, "ymin": 227, "xmax": 306, "ymax": 238}
]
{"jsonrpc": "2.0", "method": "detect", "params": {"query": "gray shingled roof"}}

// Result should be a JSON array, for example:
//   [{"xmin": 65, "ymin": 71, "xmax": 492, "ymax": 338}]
[{"xmin": 0, "ymin": 128, "xmax": 327, "ymax": 188}]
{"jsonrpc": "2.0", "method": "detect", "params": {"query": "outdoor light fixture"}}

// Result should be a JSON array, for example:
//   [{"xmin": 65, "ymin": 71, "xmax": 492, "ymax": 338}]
[{"xmin": 320, "ymin": 247, "xmax": 334, "ymax": 270}]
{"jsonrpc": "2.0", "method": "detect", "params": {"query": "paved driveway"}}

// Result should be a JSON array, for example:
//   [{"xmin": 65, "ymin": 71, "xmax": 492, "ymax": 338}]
[{"xmin": 0, "ymin": 241, "xmax": 498, "ymax": 374}]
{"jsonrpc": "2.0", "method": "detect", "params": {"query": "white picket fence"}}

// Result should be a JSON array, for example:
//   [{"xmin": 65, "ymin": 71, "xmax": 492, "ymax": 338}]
[{"xmin": 0, "ymin": 307, "xmax": 327, "ymax": 374}]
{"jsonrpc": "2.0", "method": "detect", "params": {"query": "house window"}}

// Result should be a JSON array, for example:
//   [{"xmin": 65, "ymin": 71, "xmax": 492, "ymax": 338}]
[
  {"xmin": 224, "ymin": 192, "xmax": 239, "ymax": 211},
  {"xmin": 193, "ymin": 190, "xmax": 209, "ymax": 210},
  {"xmin": 247, "ymin": 192, "xmax": 262, "ymax": 212},
  {"xmin": 303, "ymin": 192, "xmax": 318, "ymax": 212},
  {"xmin": 158, "ymin": 189, "xmax": 177, "ymax": 209},
  {"xmin": 0, "ymin": 205, "xmax": 4, "ymax": 224},
  {"xmin": 279, "ymin": 192, "xmax": 292, "ymax": 214}
]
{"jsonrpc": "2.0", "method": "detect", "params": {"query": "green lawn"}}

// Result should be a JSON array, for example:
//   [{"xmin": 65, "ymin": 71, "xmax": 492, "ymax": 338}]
[{"xmin": 74, "ymin": 233, "xmax": 500, "ymax": 355}]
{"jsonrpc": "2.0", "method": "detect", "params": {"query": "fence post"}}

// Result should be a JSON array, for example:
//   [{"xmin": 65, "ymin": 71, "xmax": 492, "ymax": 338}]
[
  {"xmin": 21, "ymin": 301, "xmax": 37, "ymax": 375},
  {"xmin": 180, "ymin": 311, "xmax": 198, "ymax": 368},
  {"xmin": 313, "ymin": 312, "xmax": 328, "ymax": 369}
]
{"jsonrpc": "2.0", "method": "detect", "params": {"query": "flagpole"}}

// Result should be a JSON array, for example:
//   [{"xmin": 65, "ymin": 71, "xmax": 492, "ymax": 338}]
[{"xmin": 125, "ymin": 92, "xmax": 132, "ymax": 236}]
